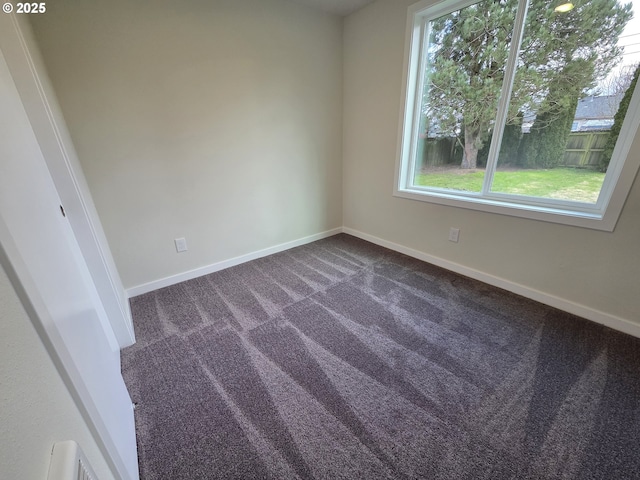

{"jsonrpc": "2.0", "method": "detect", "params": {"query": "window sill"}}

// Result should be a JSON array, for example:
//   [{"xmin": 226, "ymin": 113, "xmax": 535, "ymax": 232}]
[{"xmin": 393, "ymin": 187, "xmax": 617, "ymax": 231}]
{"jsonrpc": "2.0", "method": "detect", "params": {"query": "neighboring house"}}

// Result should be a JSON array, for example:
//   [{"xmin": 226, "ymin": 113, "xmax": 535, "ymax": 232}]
[
  {"xmin": 520, "ymin": 94, "xmax": 623, "ymax": 133},
  {"xmin": 571, "ymin": 93, "xmax": 624, "ymax": 132}
]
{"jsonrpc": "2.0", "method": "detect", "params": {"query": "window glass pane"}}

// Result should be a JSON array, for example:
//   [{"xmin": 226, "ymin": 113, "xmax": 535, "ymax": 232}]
[
  {"xmin": 490, "ymin": 0, "xmax": 636, "ymax": 204},
  {"xmin": 412, "ymin": 0, "xmax": 519, "ymax": 193}
]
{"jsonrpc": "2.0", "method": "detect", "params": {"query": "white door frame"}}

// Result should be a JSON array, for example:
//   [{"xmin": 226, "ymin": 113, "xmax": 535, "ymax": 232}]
[
  {"xmin": 0, "ymin": 220, "xmax": 137, "ymax": 480},
  {"xmin": 0, "ymin": 14, "xmax": 135, "ymax": 348},
  {"xmin": 0, "ymin": 14, "xmax": 139, "ymax": 480}
]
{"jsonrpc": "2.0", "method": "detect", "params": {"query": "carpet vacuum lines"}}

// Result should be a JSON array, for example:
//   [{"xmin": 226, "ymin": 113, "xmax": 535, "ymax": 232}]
[{"xmin": 122, "ymin": 234, "xmax": 640, "ymax": 480}]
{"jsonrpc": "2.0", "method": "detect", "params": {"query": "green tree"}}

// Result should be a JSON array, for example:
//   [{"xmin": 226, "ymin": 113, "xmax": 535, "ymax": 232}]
[
  {"xmin": 519, "ymin": 97, "xmax": 577, "ymax": 168},
  {"xmin": 519, "ymin": 0, "xmax": 631, "ymax": 168},
  {"xmin": 519, "ymin": 60, "xmax": 592, "ymax": 167},
  {"xmin": 423, "ymin": 0, "xmax": 631, "ymax": 169},
  {"xmin": 600, "ymin": 64, "xmax": 640, "ymax": 172},
  {"xmin": 426, "ymin": 0, "xmax": 519, "ymax": 169},
  {"xmin": 477, "ymin": 113, "xmax": 523, "ymax": 167}
]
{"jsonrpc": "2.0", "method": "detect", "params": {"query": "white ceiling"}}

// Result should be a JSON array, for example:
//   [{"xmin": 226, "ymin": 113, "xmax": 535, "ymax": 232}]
[{"xmin": 287, "ymin": 0, "xmax": 377, "ymax": 16}]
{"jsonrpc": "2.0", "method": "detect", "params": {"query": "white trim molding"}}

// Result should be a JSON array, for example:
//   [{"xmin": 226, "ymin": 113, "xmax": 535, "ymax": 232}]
[
  {"xmin": 343, "ymin": 227, "xmax": 640, "ymax": 339},
  {"xmin": 128, "ymin": 224, "xmax": 639, "ymax": 339},
  {"xmin": 1, "ymin": 15, "xmax": 135, "ymax": 348},
  {"xmin": 126, "ymin": 228, "xmax": 343, "ymax": 298}
]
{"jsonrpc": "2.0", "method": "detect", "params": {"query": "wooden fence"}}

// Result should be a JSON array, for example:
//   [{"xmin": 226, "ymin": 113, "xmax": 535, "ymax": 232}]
[
  {"xmin": 419, "ymin": 131, "xmax": 609, "ymax": 169},
  {"xmin": 562, "ymin": 131, "xmax": 609, "ymax": 168},
  {"xmin": 420, "ymin": 137, "xmax": 459, "ymax": 167}
]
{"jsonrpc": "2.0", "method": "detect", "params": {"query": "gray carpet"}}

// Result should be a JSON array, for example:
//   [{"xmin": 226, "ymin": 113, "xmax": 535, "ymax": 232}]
[{"xmin": 122, "ymin": 234, "xmax": 640, "ymax": 479}]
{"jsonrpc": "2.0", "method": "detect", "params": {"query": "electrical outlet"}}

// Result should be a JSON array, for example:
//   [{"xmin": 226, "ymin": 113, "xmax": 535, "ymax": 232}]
[
  {"xmin": 448, "ymin": 227, "xmax": 460, "ymax": 243},
  {"xmin": 175, "ymin": 237, "xmax": 188, "ymax": 253}
]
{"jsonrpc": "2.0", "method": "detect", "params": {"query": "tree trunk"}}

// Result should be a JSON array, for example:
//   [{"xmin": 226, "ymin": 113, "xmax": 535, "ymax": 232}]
[{"xmin": 461, "ymin": 129, "xmax": 479, "ymax": 169}]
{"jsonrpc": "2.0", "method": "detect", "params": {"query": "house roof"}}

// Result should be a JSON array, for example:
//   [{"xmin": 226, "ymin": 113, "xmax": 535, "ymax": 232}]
[{"xmin": 574, "ymin": 94, "xmax": 623, "ymax": 120}]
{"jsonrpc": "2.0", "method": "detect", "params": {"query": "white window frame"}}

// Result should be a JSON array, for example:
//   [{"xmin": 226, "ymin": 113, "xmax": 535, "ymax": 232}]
[{"xmin": 394, "ymin": 0, "xmax": 640, "ymax": 231}]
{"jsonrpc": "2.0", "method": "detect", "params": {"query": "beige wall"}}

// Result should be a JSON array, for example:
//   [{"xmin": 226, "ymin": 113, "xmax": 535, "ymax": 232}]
[
  {"xmin": 29, "ymin": 0, "xmax": 639, "ymax": 326},
  {"xmin": 343, "ymin": 0, "xmax": 640, "ymax": 325},
  {"xmin": 30, "ymin": 0, "xmax": 343, "ymax": 289},
  {"xmin": 0, "ymin": 264, "xmax": 115, "ymax": 480}
]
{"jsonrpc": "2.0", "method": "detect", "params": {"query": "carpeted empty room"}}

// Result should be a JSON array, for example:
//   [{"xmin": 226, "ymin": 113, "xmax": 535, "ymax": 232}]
[
  {"xmin": 122, "ymin": 234, "xmax": 640, "ymax": 479},
  {"xmin": 4, "ymin": 0, "xmax": 640, "ymax": 478}
]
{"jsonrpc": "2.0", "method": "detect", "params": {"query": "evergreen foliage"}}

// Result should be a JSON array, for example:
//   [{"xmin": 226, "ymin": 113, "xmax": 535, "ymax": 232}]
[
  {"xmin": 519, "ymin": 97, "xmax": 577, "ymax": 168},
  {"xmin": 477, "ymin": 115, "xmax": 523, "ymax": 167},
  {"xmin": 600, "ymin": 64, "xmax": 640, "ymax": 172},
  {"xmin": 423, "ymin": 0, "xmax": 631, "ymax": 169}
]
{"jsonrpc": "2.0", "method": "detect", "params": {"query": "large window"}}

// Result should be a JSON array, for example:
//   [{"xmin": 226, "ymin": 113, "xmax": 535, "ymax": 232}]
[{"xmin": 396, "ymin": 0, "xmax": 640, "ymax": 230}]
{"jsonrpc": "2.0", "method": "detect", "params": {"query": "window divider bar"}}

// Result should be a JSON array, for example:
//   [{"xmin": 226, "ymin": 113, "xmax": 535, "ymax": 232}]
[
  {"xmin": 407, "ymin": 18, "xmax": 430, "ymax": 188},
  {"xmin": 481, "ymin": 0, "xmax": 531, "ymax": 196}
]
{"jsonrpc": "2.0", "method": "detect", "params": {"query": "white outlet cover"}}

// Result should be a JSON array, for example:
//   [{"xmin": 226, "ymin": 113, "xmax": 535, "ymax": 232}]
[
  {"xmin": 175, "ymin": 237, "xmax": 188, "ymax": 252},
  {"xmin": 449, "ymin": 228, "xmax": 460, "ymax": 243}
]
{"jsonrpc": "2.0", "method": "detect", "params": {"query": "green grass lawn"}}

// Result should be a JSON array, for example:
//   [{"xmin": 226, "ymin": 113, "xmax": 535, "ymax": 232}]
[{"xmin": 414, "ymin": 167, "xmax": 606, "ymax": 203}]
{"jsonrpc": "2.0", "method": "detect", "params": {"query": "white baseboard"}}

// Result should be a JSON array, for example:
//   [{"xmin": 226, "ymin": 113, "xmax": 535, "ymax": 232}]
[
  {"xmin": 343, "ymin": 227, "xmax": 640, "ymax": 339},
  {"xmin": 126, "ymin": 225, "xmax": 639, "ymax": 339},
  {"xmin": 126, "ymin": 228, "xmax": 343, "ymax": 298}
]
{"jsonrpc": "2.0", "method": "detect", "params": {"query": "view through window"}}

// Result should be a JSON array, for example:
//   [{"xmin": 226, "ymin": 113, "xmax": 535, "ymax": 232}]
[{"xmin": 405, "ymin": 0, "xmax": 640, "ymax": 209}]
